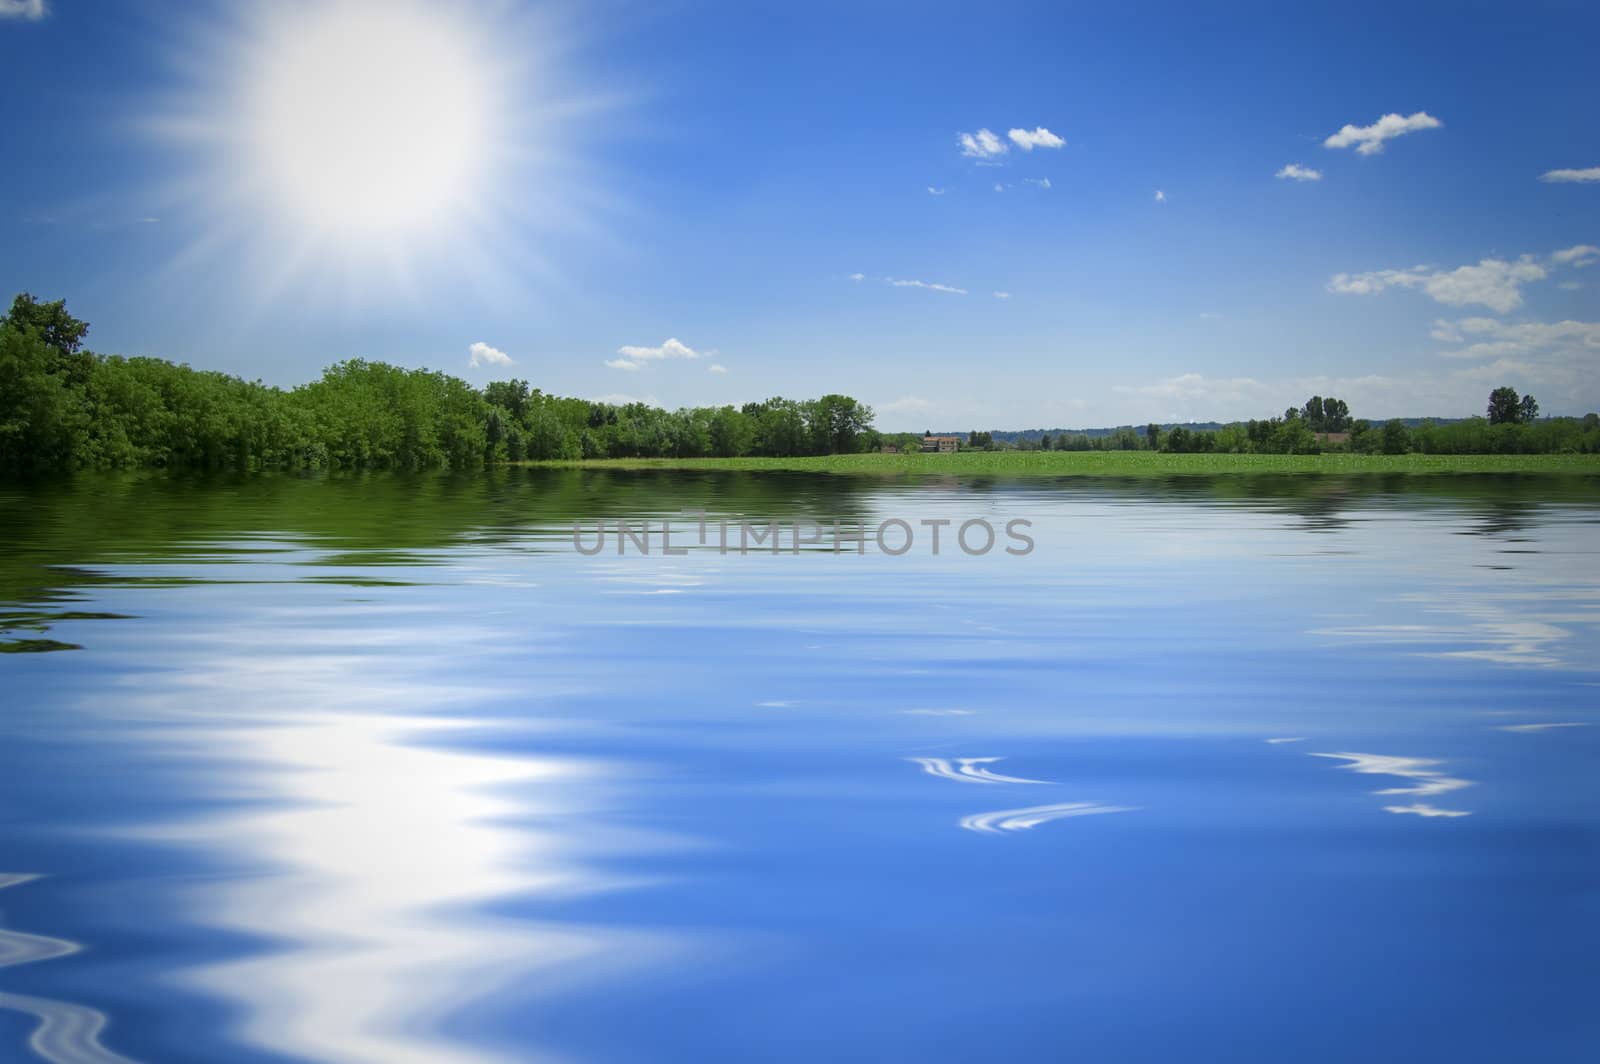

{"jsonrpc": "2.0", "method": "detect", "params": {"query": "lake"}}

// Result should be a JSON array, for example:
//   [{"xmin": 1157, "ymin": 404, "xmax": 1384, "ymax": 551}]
[{"xmin": 1, "ymin": 470, "xmax": 1597, "ymax": 1063}]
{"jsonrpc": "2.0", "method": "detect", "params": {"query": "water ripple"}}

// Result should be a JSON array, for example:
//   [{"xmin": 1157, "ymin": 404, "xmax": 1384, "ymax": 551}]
[
  {"xmin": 0, "ymin": 876, "xmax": 141, "ymax": 1064},
  {"xmin": 908, "ymin": 757, "xmax": 1049, "ymax": 784},
  {"xmin": 958, "ymin": 802, "xmax": 1134, "ymax": 834},
  {"xmin": 1310, "ymin": 751, "xmax": 1474, "ymax": 818}
]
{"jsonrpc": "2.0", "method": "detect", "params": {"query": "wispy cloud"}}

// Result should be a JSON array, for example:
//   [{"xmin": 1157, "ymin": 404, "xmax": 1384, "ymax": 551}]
[
  {"xmin": 467, "ymin": 342, "xmax": 513, "ymax": 368},
  {"xmin": 1328, "ymin": 254, "xmax": 1553, "ymax": 313},
  {"xmin": 888, "ymin": 277, "xmax": 967, "ymax": 295},
  {"xmin": 0, "ymin": 1, "xmax": 47, "ymax": 21},
  {"xmin": 617, "ymin": 338, "xmax": 702, "ymax": 361},
  {"xmin": 1275, "ymin": 163, "xmax": 1322, "ymax": 182},
  {"xmin": 591, "ymin": 392, "xmax": 659, "ymax": 406},
  {"xmin": 1324, "ymin": 111, "xmax": 1442, "ymax": 155},
  {"xmin": 606, "ymin": 337, "xmax": 705, "ymax": 371},
  {"xmin": 927, "ymin": 186, "xmax": 946, "ymax": 196},
  {"xmin": 879, "ymin": 396, "xmax": 933, "ymax": 415},
  {"xmin": 1430, "ymin": 316, "xmax": 1600, "ymax": 363},
  {"xmin": 958, "ymin": 128, "xmax": 1007, "ymax": 159},
  {"xmin": 992, "ymin": 291, "xmax": 1012, "ymax": 300},
  {"xmin": 707, "ymin": 363, "xmax": 728, "ymax": 374},
  {"xmin": 1539, "ymin": 167, "xmax": 1600, "ymax": 184},
  {"xmin": 1022, "ymin": 177, "xmax": 1051, "ymax": 189},
  {"xmin": 1154, "ymin": 189, "xmax": 1167, "ymax": 203},
  {"xmin": 1007, "ymin": 126, "xmax": 1065, "ymax": 151},
  {"xmin": 1497, "ymin": 722, "xmax": 1590, "ymax": 733},
  {"xmin": 1551, "ymin": 244, "xmax": 1599, "ymax": 267}
]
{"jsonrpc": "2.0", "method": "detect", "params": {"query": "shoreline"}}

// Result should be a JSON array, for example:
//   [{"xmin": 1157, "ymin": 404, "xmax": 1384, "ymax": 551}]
[{"xmin": 513, "ymin": 452, "xmax": 1600, "ymax": 477}]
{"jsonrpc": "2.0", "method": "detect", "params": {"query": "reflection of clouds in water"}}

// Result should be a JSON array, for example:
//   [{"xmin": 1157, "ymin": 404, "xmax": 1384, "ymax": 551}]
[
  {"xmin": 1310, "ymin": 752, "xmax": 1474, "ymax": 818},
  {"xmin": 959, "ymin": 802, "xmax": 1133, "ymax": 835},
  {"xmin": 1312, "ymin": 585, "xmax": 1600, "ymax": 670},
  {"xmin": 1497, "ymin": 722, "xmax": 1590, "ymax": 733},
  {"xmin": 0, "ymin": 876, "xmax": 142, "ymax": 1064},
  {"xmin": 908, "ymin": 757, "xmax": 1049, "ymax": 784}
]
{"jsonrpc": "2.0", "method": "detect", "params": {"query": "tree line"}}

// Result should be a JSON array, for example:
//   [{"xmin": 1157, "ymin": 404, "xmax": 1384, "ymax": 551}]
[
  {"xmin": 973, "ymin": 390, "xmax": 1599, "ymax": 456},
  {"xmin": 4, "ymin": 294, "xmax": 1597, "ymax": 474},
  {"xmin": 0, "ymin": 295, "xmax": 877, "ymax": 474}
]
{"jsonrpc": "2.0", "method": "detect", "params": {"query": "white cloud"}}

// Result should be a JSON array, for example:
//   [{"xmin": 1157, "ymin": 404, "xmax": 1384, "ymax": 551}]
[
  {"xmin": 1154, "ymin": 189, "xmax": 1166, "ymax": 203},
  {"xmin": 1007, "ymin": 127, "xmax": 1065, "ymax": 151},
  {"xmin": 467, "ymin": 342, "xmax": 513, "ymax": 368},
  {"xmin": 1023, "ymin": 177, "xmax": 1051, "ymax": 189},
  {"xmin": 591, "ymin": 392, "xmax": 659, "ymax": 406},
  {"xmin": 1328, "ymin": 255, "xmax": 1548, "ymax": 313},
  {"xmin": 1551, "ymin": 244, "xmax": 1599, "ymax": 267},
  {"xmin": 958, "ymin": 128, "xmax": 1007, "ymax": 159},
  {"xmin": 1539, "ymin": 167, "xmax": 1600, "ymax": 184},
  {"xmin": 888, "ymin": 277, "xmax": 967, "ymax": 295},
  {"xmin": 1115, "ymin": 372, "xmax": 1271, "ymax": 408},
  {"xmin": 605, "ymin": 337, "xmax": 707, "ymax": 372},
  {"xmin": 992, "ymin": 291, "xmax": 1012, "ymax": 300},
  {"xmin": 1430, "ymin": 316, "xmax": 1600, "ymax": 361},
  {"xmin": 616, "ymin": 337, "xmax": 702, "ymax": 361},
  {"xmin": 927, "ymin": 187, "xmax": 946, "ymax": 196},
  {"xmin": 1275, "ymin": 163, "xmax": 1322, "ymax": 182},
  {"xmin": 0, "ymin": 1, "xmax": 46, "ymax": 21},
  {"xmin": 1323, "ymin": 111, "xmax": 1442, "ymax": 155},
  {"xmin": 708, "ymin": 363, "xmax": 728, "ymax": 374},
  {"xmin": 848, "ymin": 272, "xmax": 865, "ymax": 281},
  {"xmin": 879, "ymin": 396, "xmax": 933, "ymax": 415}
]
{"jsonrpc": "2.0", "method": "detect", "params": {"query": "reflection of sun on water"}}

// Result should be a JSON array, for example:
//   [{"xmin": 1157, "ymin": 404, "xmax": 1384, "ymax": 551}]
[
  {"xmin": 163, "ymin": 715, "xmax": 622, "ymax": 1064},
  {"xmin": 96, "ymin": 574, "xmax": 686, "ymax": 1064}
]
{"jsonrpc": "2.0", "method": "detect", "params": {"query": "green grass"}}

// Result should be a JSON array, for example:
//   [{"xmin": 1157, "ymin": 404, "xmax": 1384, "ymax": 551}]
[{"xmin": 519, "ymin": 451, "xmax": 1600, "ymax": 477}]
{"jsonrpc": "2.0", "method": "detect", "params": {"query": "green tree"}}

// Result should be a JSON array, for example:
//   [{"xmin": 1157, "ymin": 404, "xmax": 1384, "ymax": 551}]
[
  {"xmin": 1381, "ymin": 418, "xmax": 1411, "ymax": 454},
  {"xmin": 6, "ymin": 293, "xmax": 90, "ymax": 358},
  {"xmin": 1487, "ymin": 386, "xmax": 1522, "ymax": 425}
]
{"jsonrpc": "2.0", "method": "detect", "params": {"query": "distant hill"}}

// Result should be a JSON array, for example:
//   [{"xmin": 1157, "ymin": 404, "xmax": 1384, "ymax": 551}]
[{"xmin": 937, "ymin": 418, "xmax": 1471, "ymax": 441}]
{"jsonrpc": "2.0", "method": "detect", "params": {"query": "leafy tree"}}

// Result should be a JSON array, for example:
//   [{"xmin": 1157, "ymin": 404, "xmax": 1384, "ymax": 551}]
[
  {"xmin": 1145, "ymin": 423, "xmax": 1161, "ymax": 451},
  {"xmin": 1487, "ymin": 386, "xmax": 1522, "ymax": 425},
  {"xmin": 1519, "ymin": 393, "xmax": 1539, "ymax": 423},
  {"xmin": 1381, "ymin": 419, "xmax": 1411, "ymax": 454},
  {"xmin": 6, "ymin": 293, "xmax": 89, "ymax": 358}
]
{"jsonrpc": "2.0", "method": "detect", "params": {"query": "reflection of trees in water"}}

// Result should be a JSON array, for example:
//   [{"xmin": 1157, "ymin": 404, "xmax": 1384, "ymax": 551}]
[{"xmin": 2, "ymin": 469, "xmax": 1595, "ymax": 650}]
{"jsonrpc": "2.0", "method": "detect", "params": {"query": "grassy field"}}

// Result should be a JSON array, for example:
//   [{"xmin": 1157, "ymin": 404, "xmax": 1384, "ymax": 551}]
[{"xmin": 520, "ymin": 452, "xmax": 1600, "ymax": 477}]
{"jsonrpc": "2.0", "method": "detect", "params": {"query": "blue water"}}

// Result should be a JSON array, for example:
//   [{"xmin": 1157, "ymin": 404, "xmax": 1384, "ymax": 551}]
[{"xmin": 1, "ymin": 471, "xmax": 1597, "ymax": 1063}]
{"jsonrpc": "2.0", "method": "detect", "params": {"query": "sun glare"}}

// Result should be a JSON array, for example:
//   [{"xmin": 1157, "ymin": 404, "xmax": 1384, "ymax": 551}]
[
  {"xmin": 148, "ymin": 0, "xmax": 603, "ymax": 310},
  {"xmin": 239, "ymin": 3, "xmax": 496, "ymax": 237}
]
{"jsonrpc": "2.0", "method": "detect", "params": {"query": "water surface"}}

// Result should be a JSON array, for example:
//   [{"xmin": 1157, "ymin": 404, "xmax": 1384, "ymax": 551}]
[{"xmin": 2, "ymin": 470, "xmax": 1597, "ymax": 1062}]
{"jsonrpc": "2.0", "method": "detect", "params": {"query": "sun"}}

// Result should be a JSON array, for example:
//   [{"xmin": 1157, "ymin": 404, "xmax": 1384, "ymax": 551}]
[
  {"xmin": 146, "ymin": 0, "xmax": 606, "ymax": 311},
  {"xmin": 238, "ymin": 2, "xmax": 497, "ymax": 238}
]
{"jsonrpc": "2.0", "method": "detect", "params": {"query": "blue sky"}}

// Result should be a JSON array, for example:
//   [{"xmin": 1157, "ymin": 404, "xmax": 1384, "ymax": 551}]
[{"xmin": 2, "ymin": 0, "xmax": 1596, "ymax": 429}]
